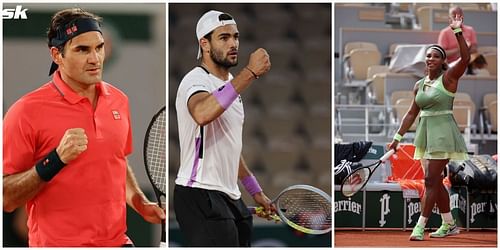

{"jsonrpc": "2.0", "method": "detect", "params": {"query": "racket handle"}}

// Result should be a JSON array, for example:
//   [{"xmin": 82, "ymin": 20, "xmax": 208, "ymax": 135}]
[
  {"xmin": 380, "ymin": 149, "xmax": 395, "ymax": 162},
  {"xmin": 248, "ymin": 206, "xmax": 281, "ymax": 222},
  {"xmin": 248, "ymin": 206, "xmax": 267, "ymax": 215}
]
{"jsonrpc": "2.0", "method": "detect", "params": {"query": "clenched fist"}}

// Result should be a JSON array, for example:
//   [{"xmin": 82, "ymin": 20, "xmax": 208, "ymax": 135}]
[
  {"xmin": 56, "ymin": 128, "xmax": 88, "ymax": 163},
  {"xmin": 246, "ymin": 48, "xmax": 271, "ymax": 78}
]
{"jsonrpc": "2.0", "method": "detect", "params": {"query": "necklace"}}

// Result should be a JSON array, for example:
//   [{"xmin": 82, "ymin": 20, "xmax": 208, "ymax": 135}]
[
  {"xmin": 423, "ymin": 75, "xmax": 438, "ymax": 91},
  {"xmin": 424, "ymin": 75, "xmax": 438, "ymax": 84}
]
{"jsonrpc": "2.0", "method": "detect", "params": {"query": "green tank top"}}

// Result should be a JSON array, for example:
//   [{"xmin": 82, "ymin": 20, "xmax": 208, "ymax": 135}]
[{"xmin": 415, "ymin": 74, "xmax": 454, "ymax": 113}]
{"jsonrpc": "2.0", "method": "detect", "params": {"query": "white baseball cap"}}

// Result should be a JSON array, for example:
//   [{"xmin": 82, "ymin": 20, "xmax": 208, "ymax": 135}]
[{"xmin": 196, "ymin": 10, "xmax": 237, "ymax": 59}]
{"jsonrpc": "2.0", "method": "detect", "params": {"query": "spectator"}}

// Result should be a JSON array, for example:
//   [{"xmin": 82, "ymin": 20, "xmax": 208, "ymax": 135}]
[{"xmin": 438, "ymin": 6, "xmax": 477, "ymax": 65}]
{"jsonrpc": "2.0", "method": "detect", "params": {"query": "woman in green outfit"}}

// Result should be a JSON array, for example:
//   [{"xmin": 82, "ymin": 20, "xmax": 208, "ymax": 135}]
[{"xmin": 388, "ymin": 13, "xmax": 470, "ymax": 241}]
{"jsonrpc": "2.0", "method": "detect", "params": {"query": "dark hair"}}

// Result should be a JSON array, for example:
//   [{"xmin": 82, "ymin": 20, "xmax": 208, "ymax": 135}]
[
  {"xmin": 428, "ymin": 44, "xmax": 446, "ymax": 59},
  {"xmin": 218, "ymin": 13, "xmax": 234, "ymax": 21},
  {"xmin": 427, "ymin": 44, "xmax": 448, "ymax": 71},
  {"xmin": 47, "ymin": 8, "xmax": 102, "ymax": 54}
]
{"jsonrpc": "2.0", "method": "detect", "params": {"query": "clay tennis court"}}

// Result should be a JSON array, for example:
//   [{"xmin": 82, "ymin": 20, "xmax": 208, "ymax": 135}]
[{"xmin": 335, "ymin": 229, "xmax": 497, "ymax": 247}]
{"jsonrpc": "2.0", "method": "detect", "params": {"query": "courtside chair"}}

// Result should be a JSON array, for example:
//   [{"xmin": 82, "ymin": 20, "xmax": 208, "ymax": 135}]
[
  {"xmin": 393, "ymin": 98, "xmax": 418, "ymax": 132},
  {"xmin": 478, "ymin": 46, "xmax": 497, "ymax": 55},
  {"xmin": 390, "ymin": 90, "xmax": 414, "ymax": 107},
  {"xmin": 455, "ymin": 92, "xmax": 473, "ymax": 102},
  {"xmin": 453, "ymin": 99, "xmax": 476, "ymax": 133},
  {"xmin": 346, "ymin": 48, "xmax": 382, "ymax": 81},
  {"xmin": 480, "ymin": 94, "xmax": 498, "ymax": 136},
  {"xmin": 367, "ymin": 73, "xmax": 387, "ymax": 105},
  {"xmin": 366, "ymin": 65, "xmax": 390, "ymax": 104},
  {"xmin": 483, "ymin": 53, "xmax": 497, "ymax": 76},
  {"xmin": 488, "ymin": 101, "xmax": 497, "ymax": 133},
  {"xmin": 483, "ymin": 93, "xmax": 497, "ymax": 108},
  {"xmin": 343, "ymin": 41, "xmax": 378, "ymax": 58},
  {"xmin": 366, "ymin": 65, "xmax": 390, "ymax": 80}
]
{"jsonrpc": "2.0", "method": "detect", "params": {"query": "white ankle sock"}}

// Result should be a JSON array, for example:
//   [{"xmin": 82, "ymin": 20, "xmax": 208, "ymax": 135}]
[
  {"xmin": 441, "ymin": 212, "xmax": 454, "ymax": 225},
  {"xmin": 417, "ymin": 216, "xmax": 428, "ymax": 227}
]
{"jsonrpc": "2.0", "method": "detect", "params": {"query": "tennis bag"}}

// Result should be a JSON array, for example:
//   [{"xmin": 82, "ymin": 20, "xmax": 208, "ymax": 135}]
[
  {"xmin": 448, "ymin": 154, "xmax": 497, "ymax": 191},
  {"xmin": 334, "ymin": 141, "xmax": 372, "ymax": 185}
]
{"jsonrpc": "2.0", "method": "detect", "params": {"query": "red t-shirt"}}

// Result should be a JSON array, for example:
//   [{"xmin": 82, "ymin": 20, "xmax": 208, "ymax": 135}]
[
  {"xmin": 438, "ymin": 24, "xmax": 477, "ymax": 64},
  {"xmin": 3, "ymin": 71, "xmax": 133, "ymax": 246}
]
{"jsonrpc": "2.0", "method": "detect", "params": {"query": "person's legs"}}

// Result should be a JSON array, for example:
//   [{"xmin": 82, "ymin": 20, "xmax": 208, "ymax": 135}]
[
  {"xmin": 235, "ymin": 216, "xmax": 253, "ymax": 247},
  {"xmin": 410, "ymin": 159, "xmax": 448, "ymax": 241},
  {"xmin": 202, "ymin": 219, "xmax": 239, "ymax": 246},
  {"xmin": 421, "ymin": 159, "xmax": 449, "ymax": 217},
  {"xmin": 173, "ymin": 185, "xmax": 239, "ymax": 246},
  {"xmin": 429, "ymin": 168, "xmax": 460, "ymax": 238},
  {"xmin": 436, "ymin": 183, "xmax": 451, "ymax": 212},
  {"xmin": 433, "ymin": 178, "xmax": 457, "ymax": 228},
  {"xmin": 226, "ymin": 195, "xmax": 253, "ymax": 246},
  {"xmin": 435, "ymin": 162, "xmax": 451, "ymax": 215},
  {"xmin": 419, "ymin": 159, "xmax": 427, "ymax": 217}
]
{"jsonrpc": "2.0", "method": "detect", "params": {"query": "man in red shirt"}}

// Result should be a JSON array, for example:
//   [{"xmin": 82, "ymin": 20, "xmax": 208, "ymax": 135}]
[
  {"xmin": 438, "ymin": 6, "xmax": 478, "ymax": 65},
  {"xmin": 3, "ymin": 8, "xmax": 165, "ymax": 247}
]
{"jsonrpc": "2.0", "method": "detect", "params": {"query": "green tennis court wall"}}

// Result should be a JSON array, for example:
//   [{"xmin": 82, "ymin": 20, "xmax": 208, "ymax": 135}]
[{"xmin": 334, "ymin": 186, "xmax": 497, "ymax": 230}]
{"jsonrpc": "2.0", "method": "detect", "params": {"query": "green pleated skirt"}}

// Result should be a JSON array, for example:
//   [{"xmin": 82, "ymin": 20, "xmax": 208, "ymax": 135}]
[{"xmin": 413, "ymin": 114, "xmax": 469, "ymax": 160}]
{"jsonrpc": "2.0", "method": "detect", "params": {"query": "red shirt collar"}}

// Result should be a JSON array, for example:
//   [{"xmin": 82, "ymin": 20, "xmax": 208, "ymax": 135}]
[{"xmin": 51, "ymin": 71, "xmax": 111, "ymax": 104}]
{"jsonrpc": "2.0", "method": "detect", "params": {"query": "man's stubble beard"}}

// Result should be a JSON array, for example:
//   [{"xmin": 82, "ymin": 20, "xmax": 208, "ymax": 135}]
[{"xmin": 210, "ymin": 48, "xmax": 238, "ymax": 69}]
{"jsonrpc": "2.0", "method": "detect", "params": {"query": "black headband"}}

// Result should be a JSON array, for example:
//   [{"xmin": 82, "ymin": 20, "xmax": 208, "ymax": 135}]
[
  {"xmin": 49, "ymin": 18, "xmax": 102, "ymax": 76},
  {"xmin": 428, "ymin": 45, "xmax": 446, "ymax": 60}
]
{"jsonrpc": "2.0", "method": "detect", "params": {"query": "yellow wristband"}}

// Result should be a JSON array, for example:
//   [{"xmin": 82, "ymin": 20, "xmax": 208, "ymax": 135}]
[
  {"xmin": 453, "ymin": 27, "xmax": 462, "ymax": 34},
  {"xmin": 393, "ymin": 133, "xmax": 403, "ymax": 142}
]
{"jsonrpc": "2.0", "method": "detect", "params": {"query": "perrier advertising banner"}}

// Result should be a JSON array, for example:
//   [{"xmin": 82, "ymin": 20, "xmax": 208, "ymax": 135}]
[
  {"xmin": 334, "ymin": 186, "xmax": 496, "ymax": 229},
  {"xmin": 334, "ymin": 189, "xmax": 363, "ymax": 228}
]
